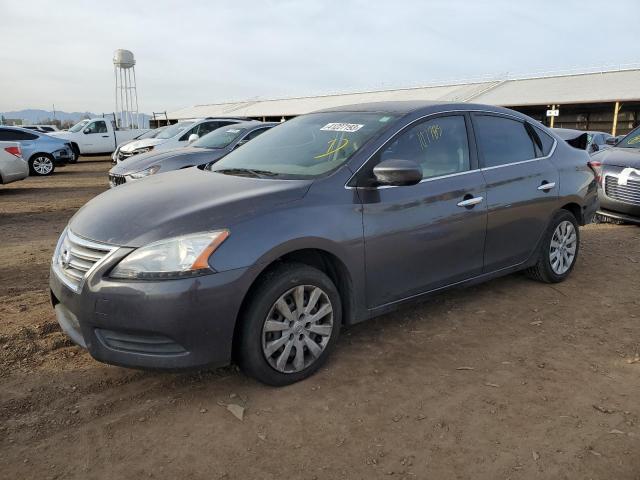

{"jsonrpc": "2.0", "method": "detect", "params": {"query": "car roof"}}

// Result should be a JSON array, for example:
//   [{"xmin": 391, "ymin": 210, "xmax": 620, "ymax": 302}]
[
  {"xmin": 553, "ymin": 128, "xmax": 611, "ymax": 136},
  {"xmin": 229, "ymin": 121, "xmax": 278, "ymax": 129},
  {"xmin": 0, "ymin": 125, "xmax": 41, "ymax": 134},
  {"xmin": 313, "ymin": 100, "xmax": 514, "ymax": 116}
]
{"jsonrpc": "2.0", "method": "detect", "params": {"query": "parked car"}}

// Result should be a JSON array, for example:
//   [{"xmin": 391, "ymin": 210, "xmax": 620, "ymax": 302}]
[
  {"xmin": 111, "ymin": 126, "xmax": 168, "ymax": 165},
  {"xmin": 553, "ymin": 128, "xmax": 613, "ymax": 155},
  {"xmin": 50, "ymin": 101, "xmax": 597, "ymax": 385},
  {"xmin": 0, "ymin": 126, "xmax": 73, "ymax": 176},
  {"xmin": 114, "ymin": 117, "xmax": 249, "ymax": 161},
  {"xmin": 22, "ymin": 125, "xmax": 60, "ymax": 133},
  {"xmin": 108, "ymin": 121, "xmax": 276, "ymax": 187},
  {"xmin": 0, "ymin": 142, "xmax": 29, "ymax": 184},
  {"xmin": 48, "ymin": 118, "xmax": 148, "ymax": 159},
  {"xmin": 590, "ymin": 125, "xmax": 640, "ymax": 224}
]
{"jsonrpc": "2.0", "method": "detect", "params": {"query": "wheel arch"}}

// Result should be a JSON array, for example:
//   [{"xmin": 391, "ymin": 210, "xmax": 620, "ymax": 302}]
[
  {"xmin": 230, "ymin": 246, "xmax": 356, "ymax": 361},
  {"xmin": 559, "ymin": 201, "xmax": 584, "ymax": 225}
]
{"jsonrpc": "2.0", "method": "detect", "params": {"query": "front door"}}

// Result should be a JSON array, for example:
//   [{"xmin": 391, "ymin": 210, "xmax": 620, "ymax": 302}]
[
  {"xmin": 82, "ymin": 120, "xmax": 111, "ymax": 153},
  {"xmin": 358, "ymin": 114, "xmax": 488, "ymax": 308},
  {"xmin": 471, "ymin": 113, "xmax": 559, "ymax": 272}
]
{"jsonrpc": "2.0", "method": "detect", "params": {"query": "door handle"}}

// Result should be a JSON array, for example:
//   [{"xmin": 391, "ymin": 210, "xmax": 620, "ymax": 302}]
[
  {"xmin": 537, "ymin": 182, "xmax": 556, "ymax": 191},
  {"xmin": 457, "ymin": 196, "xmax": 484, "ymax": 208},
  {"xmin": 102, "ymin": 135, "xmax": 109, "ymax": 138}
]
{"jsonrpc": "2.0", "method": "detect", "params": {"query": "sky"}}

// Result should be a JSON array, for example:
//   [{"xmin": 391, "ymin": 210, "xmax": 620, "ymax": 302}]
[{"xmin": 1, "ymin": 0, "xmax": 639, "ymax": 114}]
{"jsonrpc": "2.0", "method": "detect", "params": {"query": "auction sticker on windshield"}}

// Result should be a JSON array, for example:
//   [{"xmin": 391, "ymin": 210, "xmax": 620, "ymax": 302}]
[{"xmin": 320, "ymin": 123, "xmax": 364, "ymax": 133}]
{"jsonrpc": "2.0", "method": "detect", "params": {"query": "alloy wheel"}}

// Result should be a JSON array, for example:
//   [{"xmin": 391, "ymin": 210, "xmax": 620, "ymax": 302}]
[
  {"xmin": 261, "ymin": 285, "xmax": 334, "ymax": 373},
  {"xmin": 32, "ymin": 156, "xmax": 53, "ymax": 175},
  {"xmin": 549, "ymin": 220, "xmax": 577, "ymax": 275}
]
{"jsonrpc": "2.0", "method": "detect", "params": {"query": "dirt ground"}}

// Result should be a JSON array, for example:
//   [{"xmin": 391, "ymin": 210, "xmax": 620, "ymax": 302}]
[{"xmin": 1, "ymin": 157, "xmax": 639, "ymax": 480}]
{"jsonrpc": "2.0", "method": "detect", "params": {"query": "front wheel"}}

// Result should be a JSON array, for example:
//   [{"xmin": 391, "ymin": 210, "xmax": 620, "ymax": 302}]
[
  {"xmin": 237, "ymin": 263, "xmax": 341, "ymax": 386},
  {"xmin": 525, "ymin": 210, "xmax": 580, "ymax": 283},
  {"xmin": 29, "ymin": 154, "xmax": 55, "ymax": 176}
]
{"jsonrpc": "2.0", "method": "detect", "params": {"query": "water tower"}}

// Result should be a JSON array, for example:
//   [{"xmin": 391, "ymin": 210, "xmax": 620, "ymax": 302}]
[{"xmin": 113, "ymin": 49, "xmax": 141, "ymax": 129}]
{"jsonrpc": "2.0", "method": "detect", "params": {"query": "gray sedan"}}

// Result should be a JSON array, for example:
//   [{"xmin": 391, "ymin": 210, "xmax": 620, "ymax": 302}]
[
  {"xmin": 51, "ymin": 101, "xmax": 597, "ymax": 385},
  {"xmin": 108, "ymin": 121, "xmax": 276, "ymax": 187},
  {"xmin": 0, "ymin": 126, "xmax": 73, "ymax": 176}
]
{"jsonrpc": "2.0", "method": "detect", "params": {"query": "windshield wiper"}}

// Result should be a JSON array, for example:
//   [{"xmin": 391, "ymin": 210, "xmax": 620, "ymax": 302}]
[{"xmin": 214, "ymin": 168, "xmax": 281, "ymax": 178}]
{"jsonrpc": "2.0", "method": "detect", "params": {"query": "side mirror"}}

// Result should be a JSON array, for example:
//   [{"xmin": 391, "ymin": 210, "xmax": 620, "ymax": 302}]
[
  {"xmin": 83, "ymin": 128, "xmax": 91, "ymax": 134},
  {"xmin": 605, "ymin": 137, "xmax": 617, "ymax": 146},
  {"xmin": 373, "ymin": 159, "xmax": 422, "ymax": 187},
  {"xmin": 590, "ymin": 143, "xmax": 599, "ymax": 152},
  {"xmin": 188, "ymin": 133, "xmax": 199, "ymax": 144}
]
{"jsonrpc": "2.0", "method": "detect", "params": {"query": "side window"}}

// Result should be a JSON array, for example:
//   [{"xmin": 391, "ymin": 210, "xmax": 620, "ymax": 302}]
[
  {"xmin": 533, "ymin": 126, "xmax": 555, "ymax": 156},
  {"xmin": 244, "ymin": 128, "xmax": 270, "ymax": 141},
  {"xmin": 474, "ymin": 115, "xmax": 536, "ymax": 167},
  {"xmin": 196, "ymin": 121, "xmax": 220, "ymax": 137},
  {"xmin": 180, "ymin": 124, "xmax": 206, "ymax": 141},
  {"xmin": 378, "ymin": 115, "xmax": 470, "ymax": 179},
  {"xmin": 85, "ymin": 121, "xmax": 107, "ymax": 134}
]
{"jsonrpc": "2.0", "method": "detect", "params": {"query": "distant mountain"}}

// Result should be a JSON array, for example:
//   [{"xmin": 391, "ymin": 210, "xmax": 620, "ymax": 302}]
[{"xmin": 1, "ymin": 109, "xmax": 151, "ymax": 127}]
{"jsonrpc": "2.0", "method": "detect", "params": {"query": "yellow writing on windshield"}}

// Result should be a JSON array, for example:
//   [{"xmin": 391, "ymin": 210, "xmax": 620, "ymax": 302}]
[
  {"xmin": 628, "ymin": 135, "xmax": 640, "ymax": 145},
  {"xmin": 314, "ymin": 138, "xmax": 349, "ymax": 159}
]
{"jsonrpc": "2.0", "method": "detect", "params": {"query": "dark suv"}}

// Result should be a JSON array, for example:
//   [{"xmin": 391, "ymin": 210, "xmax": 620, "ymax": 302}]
[
  {"xmin": 50, "ymin": 102, "xmax": 598, "ymax": 385},
  {"xmin": 590, "ymin": 125, "xmax": 640, "ymax": 224}
]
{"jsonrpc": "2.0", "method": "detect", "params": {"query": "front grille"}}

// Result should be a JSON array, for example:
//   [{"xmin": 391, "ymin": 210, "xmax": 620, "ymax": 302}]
[
  {"xmin": 605, "ymin": 175, "xmax": 640, "ymax": 206},
  {"xmin": 53, "ymin": 230, "xmax": 116, "ymax": 293},
  {"xmin": 109, "ymin": 174, "xmax": 126, "ymax": 187},
  {"xmin": 95, "ymin": 329, "xmax": 187, "ymax": 355}
]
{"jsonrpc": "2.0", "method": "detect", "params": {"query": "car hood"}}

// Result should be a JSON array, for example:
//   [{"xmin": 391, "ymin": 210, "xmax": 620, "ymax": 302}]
[
  {"xmin": 110, "ymin": 147, "xmax": 225, "ymax": 175},
  {"xmin": 70, "ymin": 168, "xmax": 312, "ymax": 247},
  {"xmin": 594, "ymin": 147, "xmax": 640, "ymax": 169},
  {"xmin": 120, "ymin": 138, "xmax": 167, "ymax": 152}
]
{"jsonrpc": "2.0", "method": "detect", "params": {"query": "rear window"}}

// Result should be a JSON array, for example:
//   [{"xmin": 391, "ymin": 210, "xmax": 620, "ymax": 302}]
[
  {"xmin": 474, "ymin": 115, "xmax": 536, "ymax": 168},
  {"xmin": 533, "ymin": 126, "xmax": 555, "ymax": 156}
]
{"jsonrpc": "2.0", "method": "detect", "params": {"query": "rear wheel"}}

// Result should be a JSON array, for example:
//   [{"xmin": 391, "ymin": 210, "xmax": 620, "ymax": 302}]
[
  {"xmin": 29, "ymin": 154, "xmax": 55, "ymax": 176},
  {"xmin": 237, "ymin": 263, "xmax": 341, "ymax": 386},
  {"xmin": 525, "ymin": 210, "xmax": 580, "ymax": 283}
]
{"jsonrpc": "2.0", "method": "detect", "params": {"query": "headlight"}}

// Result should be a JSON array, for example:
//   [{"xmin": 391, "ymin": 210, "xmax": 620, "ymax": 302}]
[
  {"xmin": 129, "ymin": 165, "xmax": 160, "ymax": 179},
  {"xmin": 110, "ymin": 230, "xmax": 229, "ymax": 280},
  {"xmin": 134, "ymin": 146, "xmax": 154, "ymax": 154}
]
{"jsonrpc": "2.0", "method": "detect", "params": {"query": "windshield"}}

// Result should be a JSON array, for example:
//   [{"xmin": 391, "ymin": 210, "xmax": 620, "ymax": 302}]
[
  {"xmin": 69, "ymin": 120, "xmax": 90, "ymax": 133},
  {"xmin": 156, "ymin": 121, "xmax": 194, "ymax": 139},
  {"xmin": 137, "ymin": 127, "xmax": 166, "ymax": 140},
  {"xmin": 210, "ymin": 112, "xmax": 396, "ymax": 179},
  {"xmin": 193, "ymin": 127, "xmax": 246, "ymax": 149},
  {"xmin": 618, "ymin": 127, "xmax": 640, "ymax": 148}
]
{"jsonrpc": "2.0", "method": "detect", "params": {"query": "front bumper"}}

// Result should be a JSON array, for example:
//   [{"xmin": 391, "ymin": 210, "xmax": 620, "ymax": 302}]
[
  {"xmin": 53, "ymin": 147, "xmax": 74, "ymax": 164},
  {"xmin": 597, "ymin": 208, "xmax": 640, "ymax": 225},
  {"xmin": 50, "ymin": 253, "xmax": 253, "ymax": 370}
]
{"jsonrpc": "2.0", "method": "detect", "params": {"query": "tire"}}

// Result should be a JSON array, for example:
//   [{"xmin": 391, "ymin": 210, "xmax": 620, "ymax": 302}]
[
  {"xmin": 29, "ymin": 154, "xmax": 55, "ymax": 176},
  {"xmin": 525, "ymin": 210, "xmax": 580, "ymax": 283},
  {"xmin": 68, "ymin": 144, "xmax": 80, "ymax": 163},
  {"xmin": 237, "ymin": 262, "xmax": 341, "ymax": 386}
]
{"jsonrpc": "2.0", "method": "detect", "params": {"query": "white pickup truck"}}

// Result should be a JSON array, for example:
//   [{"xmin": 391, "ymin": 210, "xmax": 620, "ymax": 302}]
[{"xmin": 49, "ymin": 118, "xmax": 148, "ymax": 160}]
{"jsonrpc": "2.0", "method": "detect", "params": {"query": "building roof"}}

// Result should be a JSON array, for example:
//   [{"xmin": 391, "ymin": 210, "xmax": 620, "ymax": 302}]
[{"xmin": 166, "ymin": 67, "xmax": 640, "ymax": 120}]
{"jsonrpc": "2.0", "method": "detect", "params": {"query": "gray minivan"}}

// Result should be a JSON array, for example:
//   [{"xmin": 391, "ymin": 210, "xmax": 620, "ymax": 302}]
[{"xmin": 50, "ymin": 101, "xmax": 598, "ymax": 385}]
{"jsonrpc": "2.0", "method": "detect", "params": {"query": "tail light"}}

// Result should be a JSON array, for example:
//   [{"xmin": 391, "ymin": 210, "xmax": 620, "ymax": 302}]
[
  {"xmin": 588, "ymin": 160, "xmax": 603, "ymax": 185},
  {"xmin": 4, "ymin": 145, "xmax": 22, "ymax": 158}
]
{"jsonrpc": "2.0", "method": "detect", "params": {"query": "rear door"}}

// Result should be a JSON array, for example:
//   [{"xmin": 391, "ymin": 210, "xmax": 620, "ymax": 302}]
[
  {"xmin": 359, "ymin": 114, "xmax": 487, "ymax": 307},
  {"xmin": 472, "ymin": 113, "xmax": 559, "ymax": 272}
]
